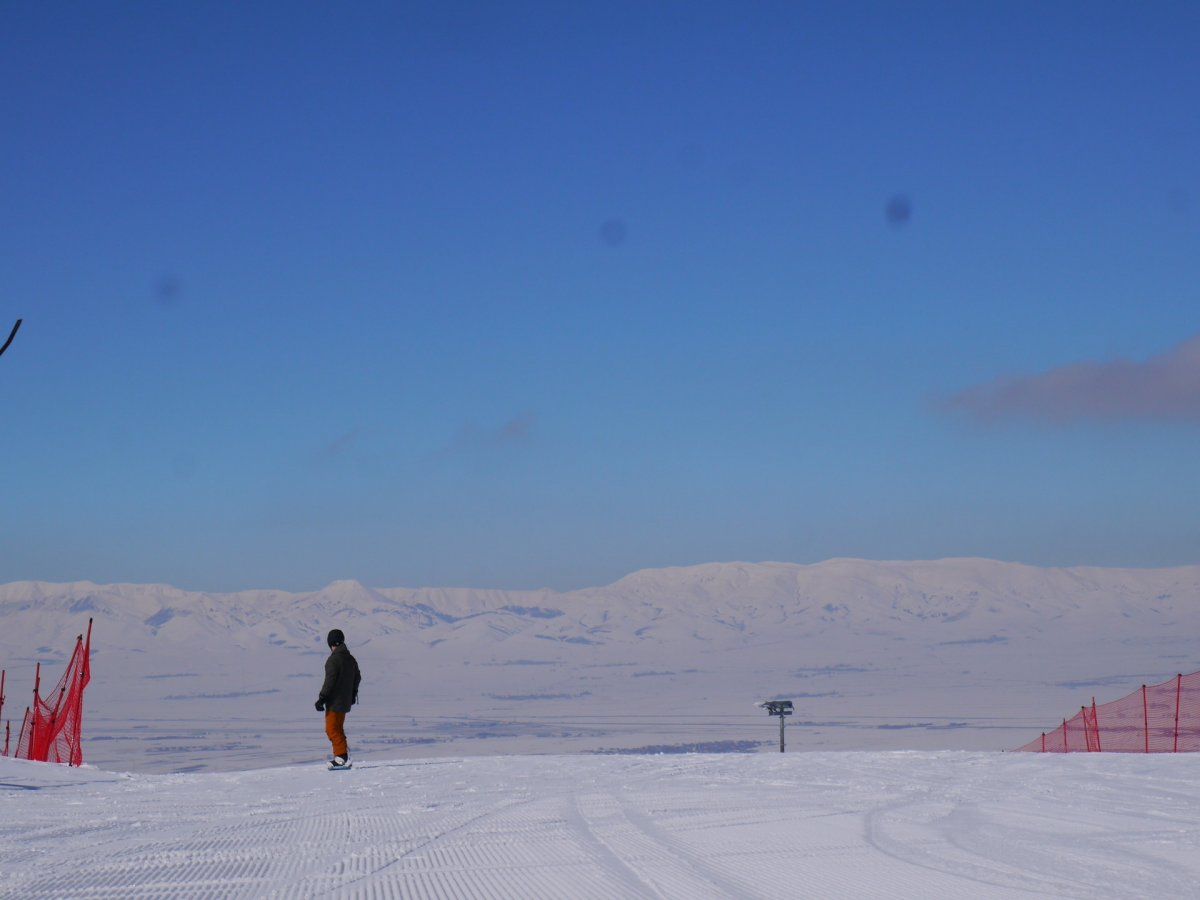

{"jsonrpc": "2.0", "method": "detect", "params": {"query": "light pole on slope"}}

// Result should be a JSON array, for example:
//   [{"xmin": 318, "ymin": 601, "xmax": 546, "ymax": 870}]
[{"xmin": 760, "ymin": 700, "xmax": 793, "ymax": 752}]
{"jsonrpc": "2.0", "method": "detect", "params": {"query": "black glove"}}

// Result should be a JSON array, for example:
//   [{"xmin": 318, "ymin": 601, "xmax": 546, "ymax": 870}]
[{"xmin": 315, "ymin": 699, "xmax": 325, "ymax": 711}]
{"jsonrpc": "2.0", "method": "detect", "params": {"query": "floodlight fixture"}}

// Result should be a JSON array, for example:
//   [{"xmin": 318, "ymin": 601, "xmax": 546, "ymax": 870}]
[{"xmin": 760, "ymin": 699, "xmax": 794, "ymax": 752}]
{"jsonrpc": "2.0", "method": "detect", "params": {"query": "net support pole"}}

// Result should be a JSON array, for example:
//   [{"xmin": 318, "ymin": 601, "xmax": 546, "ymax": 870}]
[
  {"xmin": 1062, "ymin": 718, "xmax": 1068, "ymax": 752},
  {"xmin": 1174, "ymin": 673, "xmax": 1182, "ymax": 753},
  {"xmin": 1143, "ymin": 684, "xmax": 1149, "ymax": 753},
  {"xmin": 70, "ymin": 621, "xmax": 92, "ymax": 766},
  {"xmin": 28, "ymin": 663, "xmax": 40, "ymax": 762},
  {"xmin": 1092, "ymin": 699, "xmax": 1101, "ymax": 753}
]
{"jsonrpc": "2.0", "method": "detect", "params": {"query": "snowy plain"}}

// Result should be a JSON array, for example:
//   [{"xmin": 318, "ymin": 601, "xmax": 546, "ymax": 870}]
[
  {"xmin": 4, "ymin": 750, "xmax": 1200, "ymax": 899},
  {"xmin": 5, "ymin": 559, "xmax": 1200, "ymax": 772}
]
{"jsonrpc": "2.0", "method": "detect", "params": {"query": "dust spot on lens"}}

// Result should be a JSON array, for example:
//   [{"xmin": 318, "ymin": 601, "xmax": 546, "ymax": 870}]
[
  {"xmin": 599, "ymin": 219, "xmax": 628, "ymax": 247},
  {"xmin": 885, "ymin": 194, "xmax": 912, "ymax": 228},
  {"xmin": 154, "ymin": 275, "xmax": 182, "ymax": 307}
]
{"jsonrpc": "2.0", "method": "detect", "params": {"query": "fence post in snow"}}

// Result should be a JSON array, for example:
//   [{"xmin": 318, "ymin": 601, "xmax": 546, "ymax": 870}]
[
  {"xmin": 1174, "ymin": 674, "xmax": 1182, "ymax": 753},
  {"xmin": 1092, "ymin": 699, "xmax": 1101, "ymax": 753},
  {"xmin": 28, "ymin": 663, "xmax": 40, "ymax": 761},
  {"xmin": 1143, "ymin": 685, "xmax": 1149, "ymax": 753}
]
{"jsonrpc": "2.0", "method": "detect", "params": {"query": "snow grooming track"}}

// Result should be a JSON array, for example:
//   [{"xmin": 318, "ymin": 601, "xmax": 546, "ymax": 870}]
[
  {"xmin": 857, "ymin": 752, "xmax": 1200, "ymax": 899},
  {"xmin": 316, "ymin": 794, "xmax": 561, "ymax": 899},
  {"xmin": 571, "ymin": 791, "xmax": 757, "ymax": 898},
  {"xmin": 564, "ymin": 793, "xmax": 670, "ymax": 898},
  {"xmin": 5, "ymin": 752, "xmax": 1200, "ymax": 899}
]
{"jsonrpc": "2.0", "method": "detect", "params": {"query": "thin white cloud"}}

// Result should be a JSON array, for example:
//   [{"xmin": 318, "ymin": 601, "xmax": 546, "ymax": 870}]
[{"xmin": 943, "ymin": 334, "xmax": 1200, "ymax": 424}]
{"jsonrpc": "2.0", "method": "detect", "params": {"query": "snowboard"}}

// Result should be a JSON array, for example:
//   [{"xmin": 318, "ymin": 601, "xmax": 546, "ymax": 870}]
[{"xmin": 327, "ymin": 760, "xmax": 353, "ymax": 771}]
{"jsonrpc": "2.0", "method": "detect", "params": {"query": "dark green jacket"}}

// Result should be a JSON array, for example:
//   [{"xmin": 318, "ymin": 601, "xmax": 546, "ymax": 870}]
[{"xmin": 319, "ymin": 644, "xmax": 361, "ymax": 713}]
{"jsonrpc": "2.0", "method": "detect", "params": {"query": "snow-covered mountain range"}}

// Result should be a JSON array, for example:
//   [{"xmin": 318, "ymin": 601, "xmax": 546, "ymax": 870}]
[{"xmin": 3, "ymin": 558, "xmax": 1198, "ymax": 772}]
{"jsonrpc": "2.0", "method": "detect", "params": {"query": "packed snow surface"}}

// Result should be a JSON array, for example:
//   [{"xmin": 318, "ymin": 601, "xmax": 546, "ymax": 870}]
[{"xmin": 4, "ymin": 751, "xmax": 1199, "ymax": 899}]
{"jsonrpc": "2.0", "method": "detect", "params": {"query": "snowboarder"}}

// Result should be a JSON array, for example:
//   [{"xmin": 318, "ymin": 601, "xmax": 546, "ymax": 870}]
[{"xmin": 315, "ymin": 629, "xmax": 361, "ymax": 768}]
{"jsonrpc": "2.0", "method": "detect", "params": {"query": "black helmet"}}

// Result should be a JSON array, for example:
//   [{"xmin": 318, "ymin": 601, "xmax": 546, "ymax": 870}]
[{"xmin": 327, "ymin": 629, "xmax": 345, "ymax": 648}]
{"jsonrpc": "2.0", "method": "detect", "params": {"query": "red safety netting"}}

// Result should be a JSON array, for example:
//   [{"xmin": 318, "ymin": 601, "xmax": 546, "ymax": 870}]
[
  {"xmin": 8, "ymin": 620, "xmax": 92, "ymax": 766},
  {"xmin": 1016, "ymin": 670, "xmax": 1200, "ymax": 753}
]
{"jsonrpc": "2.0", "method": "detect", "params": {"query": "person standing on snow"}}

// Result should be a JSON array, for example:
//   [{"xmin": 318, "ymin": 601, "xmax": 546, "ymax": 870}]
[{"xmin": 315, "ymin": 629, "xmax": 361, "ymax": 766}]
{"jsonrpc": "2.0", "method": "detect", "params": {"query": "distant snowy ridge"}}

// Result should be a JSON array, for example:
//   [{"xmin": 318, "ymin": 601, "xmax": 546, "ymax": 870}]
[{"xmin": 4, "ymin": 558, "xmax": 1199, "ymax": 655}]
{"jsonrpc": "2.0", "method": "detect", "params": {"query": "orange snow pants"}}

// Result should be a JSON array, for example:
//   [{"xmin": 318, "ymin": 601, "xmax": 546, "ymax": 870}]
[{"xmin": 325, "ymin": 709, "xmax": 348, "ymax": 758}]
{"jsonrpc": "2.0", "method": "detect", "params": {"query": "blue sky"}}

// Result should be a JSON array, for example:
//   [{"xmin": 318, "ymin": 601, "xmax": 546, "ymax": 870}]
[{"xmin": 2, "ymin": 2, "xmax": 1198, "ymax": 592}]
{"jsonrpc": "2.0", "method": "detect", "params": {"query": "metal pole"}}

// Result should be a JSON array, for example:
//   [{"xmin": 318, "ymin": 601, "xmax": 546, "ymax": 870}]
[
  {"xmin": 29, "ymin": 663, "xmax": 40, "ymax": 761},
  {"xmin": 69, "ymin": 621, "xmax": 92, "ymax": 767},
  {"xmin": 779, "ymin": 713, "xmax": 785, "ymax": 753},
  {"xmin": 1143, "ymin": 684, "xmax": 1149, "ymax": 753},
  {"xmin": 1174, "ymin": 674, "xmax": 1182, "ymax": 753}
]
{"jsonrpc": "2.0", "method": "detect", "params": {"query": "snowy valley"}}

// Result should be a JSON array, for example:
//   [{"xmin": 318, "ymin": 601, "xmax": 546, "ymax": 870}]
[{"xmin": 3, "ymin": 558, "xmax": 1198, "ymax": 773}]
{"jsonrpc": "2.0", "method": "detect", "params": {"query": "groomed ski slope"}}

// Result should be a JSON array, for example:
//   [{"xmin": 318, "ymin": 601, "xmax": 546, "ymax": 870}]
[{"xmin": 3, "ymin": 751, "xmax": 1199, "ymax": 899}]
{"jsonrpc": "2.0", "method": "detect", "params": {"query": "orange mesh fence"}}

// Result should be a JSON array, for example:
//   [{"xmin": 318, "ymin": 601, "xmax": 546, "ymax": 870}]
[
  {"xmin": 7, "ymin": 620, "xmax": 92, "ymax": 766},
  {"xmin": 1016, "ymin": 670, "xmax": 1200, "ymax": 753}
]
